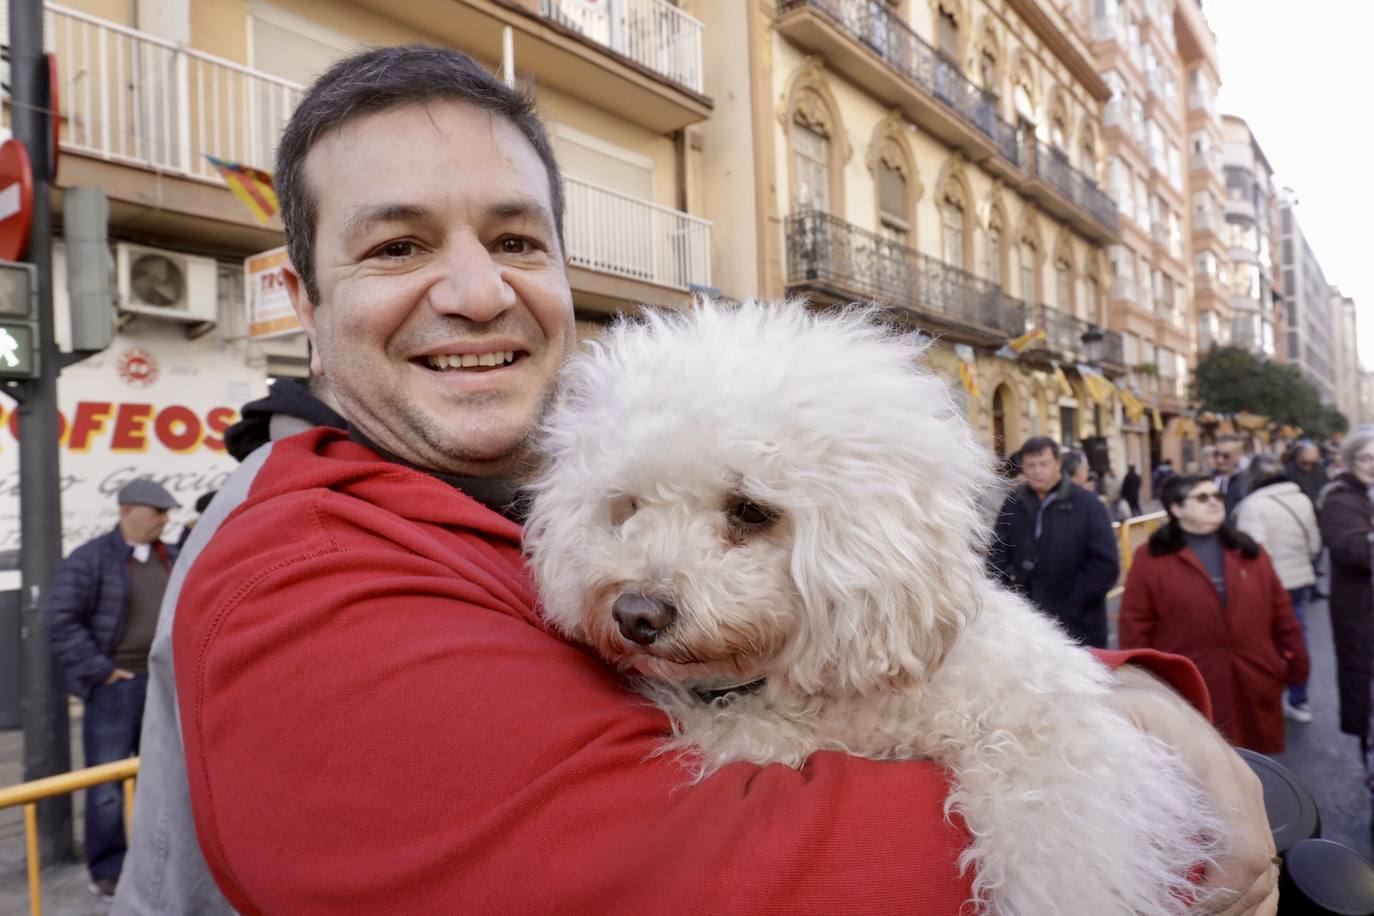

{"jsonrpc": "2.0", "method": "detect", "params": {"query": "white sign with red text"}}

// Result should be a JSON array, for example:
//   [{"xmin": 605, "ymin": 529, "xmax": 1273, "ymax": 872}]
[{"xmin": 0, "ymin": 321, "xmax": 268, "ymax": 570}]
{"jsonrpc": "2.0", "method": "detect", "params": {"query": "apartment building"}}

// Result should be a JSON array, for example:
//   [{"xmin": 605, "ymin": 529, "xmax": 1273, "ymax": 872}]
[
  {"xmin": 1331, "ymin": 291, "xmax": 1361, "ymax": 425},
  {"xmin": 0, "ymin": 0, "xmax": 714, "ymax": 549},
  {"xmin": 1070, "ymin": 0, "xmax": 1222, "ymax": 486},
  {"xmin": 1219, "ymin": 115, "xmax": 1280, "ymax": 359},
  {"xmin": 694, "ymin": 0, "xmax": 1126, "ymax": 465},
  {"xmin": 1280, "ymin": 202, "xmax": 1336, "ymax": 405}
]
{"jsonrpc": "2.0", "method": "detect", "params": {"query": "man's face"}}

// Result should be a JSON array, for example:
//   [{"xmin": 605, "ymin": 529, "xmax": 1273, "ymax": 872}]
[
  {"xmin": 289, "ymin": 101, "xmax": 575, "ymax": 478},
  {"xmin": 120, "ymin": 505, "xmax": 168, "ymax": 544},
  {"xmin": 1296, "ymin": 446, "xmax": 1320, "ymax": 471},
  {"xmin": 1215, "ymin": 443, "xmax": 1241, "ymax": 474},
  {"xmin": 1022, "ymin": 448, "xmax": 1063, "ymax": 494}
]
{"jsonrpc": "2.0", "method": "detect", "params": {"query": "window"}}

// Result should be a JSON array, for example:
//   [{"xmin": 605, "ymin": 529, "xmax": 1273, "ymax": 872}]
[
  {"xmin": 1055, "ymin": 258, "xmax": 1072, "ymax": 312},
  {"xmin": 1019, "ymin": 240, "xmax": 1038, "ymax": 303},
  {"xmin": 878, "ymin": 161, "xmax": 910, "ymax": 242},
  {"xmin": 987, "ymin": 227, "xmax": 1003, "ymax": 287},
  {"xmin": 1080, "ymin": 142, "xmax": 1096, "ymax": 181},
  {"xmin": 1087, "ymin": 277, "xmax": 1101, "ymax": 323},
  {"xmin": 936, "ymin": 8, "xmax": 960, "ymax": 60},
  {"xmin": 980, "ymin": 50, "xmax": 997, "ymax": 93},
  {"xmin": 793, "ymin": 121, "xmax": 830, "ymax": 213},
  {"xmin": 942, "ymin": 195, "xmax": 966, "ymax": 269},
  {"xmin": 1052, "ymin": 118, "xmax": 1068, "ymax": 151}
]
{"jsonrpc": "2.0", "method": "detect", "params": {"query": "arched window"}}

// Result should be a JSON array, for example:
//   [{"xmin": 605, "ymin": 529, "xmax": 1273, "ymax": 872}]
[
  {"xmin": 1019, "ymin": 239, "xmax": 1038, "ymax": 304},
  {"xmin": 942, "ymin": 194, "xmax": 966, "ymax": 269},
  {"xmin": 1055, "ymin": 257, "xmax": 1072, "ymax": 312},
  {"xmin": 1080, "ymin": 140, "xmax": 1096, "ymax": 181},
  {"xmin": 980, "ymin": 49, "xmax": 997, "ymax": 93},
  {"xmin": 987, "ymin": 225, "xmax": 1003, "ymax": 287},
  {"xmin": 1087, "ymin": 276, "xmax": 1101, "ymax": 323},
  {"xmin": 936, "ymin": 7, "xmax": 960, "ymax": 60},
  {"xmin": 878, "ymin": 160, "xmax": 910, "ymax": 243},
  {"xmin": 1051, "ymin": 117, "xmax": 1067, "ymax": 151},
  {"xmin": 793, "ymin": 119, "xmax": 830, "ymax": 213}
]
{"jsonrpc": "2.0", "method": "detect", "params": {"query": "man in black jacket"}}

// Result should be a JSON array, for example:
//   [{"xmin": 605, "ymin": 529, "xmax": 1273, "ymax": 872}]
[
  {"xmin": 989, "ymin": 437, "xmax": 1121, "ymax": 647},
  {"xmin": 44, "ymin": 480, "xmax": 180, "ymax": 900}
]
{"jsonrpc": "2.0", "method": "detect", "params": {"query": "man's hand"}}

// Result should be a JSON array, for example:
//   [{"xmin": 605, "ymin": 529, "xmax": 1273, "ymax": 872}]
[
  {"xmin": 1106, "ymin": 665, "xmax": 1279, "ymax": 915},
  {"xmin": 103, "ymin": 668, "xmax": 135, "ymax": 685}
]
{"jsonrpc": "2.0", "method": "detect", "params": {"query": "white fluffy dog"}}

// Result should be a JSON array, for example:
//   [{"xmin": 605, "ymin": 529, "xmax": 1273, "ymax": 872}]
[{"xmin": 525, "ymin": 301, "xmax": 1221, "ymax": 915}]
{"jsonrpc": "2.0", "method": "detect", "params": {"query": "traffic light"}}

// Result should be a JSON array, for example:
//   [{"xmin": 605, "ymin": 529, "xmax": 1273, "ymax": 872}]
[{"xmin": 0, "ymin": 260, "xmax": 39, "ymax": 379}]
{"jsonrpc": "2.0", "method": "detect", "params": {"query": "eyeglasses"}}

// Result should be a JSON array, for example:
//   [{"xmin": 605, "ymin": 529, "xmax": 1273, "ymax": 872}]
[{"xmin": 1184, "ymin": 492, "xmax": 1223, "ymax": 505}]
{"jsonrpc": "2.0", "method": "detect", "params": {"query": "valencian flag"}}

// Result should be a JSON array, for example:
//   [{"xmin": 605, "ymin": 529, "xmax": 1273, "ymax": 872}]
[
  {"xmin": 1151, "ymin": 407, "xmax": 1164, "ymax": 432},
  {"xmin": 1117, "ymin": 384, "xmax": 1145, "ymax": 422},
  {"xmin": 954, "ymin": 343, "xmax": 980, "ymax": 400},
  {"xmin": 1076, "ymin": 364, "xmax": 1115, "ymax": 406},
  {"xmin": 205, "ymin": 155, "xmax": 279, "ymax": 224},
  {"xmin": 1050, "ymin": 362, "xmax": 1074, "ymax": 397},
  {"xmin": 1008, "ymin": 327, "xmax": 1047, "ymax": 354}
]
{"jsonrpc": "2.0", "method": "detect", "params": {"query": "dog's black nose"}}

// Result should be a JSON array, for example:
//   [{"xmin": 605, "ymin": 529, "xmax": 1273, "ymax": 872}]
[{"xmin": 612, "ymin": 594, "xmax": 676, "ymax": 645}]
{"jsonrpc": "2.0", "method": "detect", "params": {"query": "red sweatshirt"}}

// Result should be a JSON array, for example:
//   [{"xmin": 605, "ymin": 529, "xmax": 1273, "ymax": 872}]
[{"xmin": 174, "ymin": 429, "xmax": 1212, "ymax": 915}]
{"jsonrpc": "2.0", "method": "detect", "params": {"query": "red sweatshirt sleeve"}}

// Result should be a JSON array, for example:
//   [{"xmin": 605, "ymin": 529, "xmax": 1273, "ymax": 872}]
[{"xmin": 175, "ymin": 484, "xmax": 1212, "ymax": 916}]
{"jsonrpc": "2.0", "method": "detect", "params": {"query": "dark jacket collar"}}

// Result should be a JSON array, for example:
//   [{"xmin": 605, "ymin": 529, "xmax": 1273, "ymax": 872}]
[{"xmin": 1017, "ymin": 474, "xmax": 1074, "ymax": 512}]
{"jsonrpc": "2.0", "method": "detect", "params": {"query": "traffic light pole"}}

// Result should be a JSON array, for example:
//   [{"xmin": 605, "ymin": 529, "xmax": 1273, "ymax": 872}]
[{"xmin": 11, "ymin": 0, "xmax": 75, "ymax": 862}]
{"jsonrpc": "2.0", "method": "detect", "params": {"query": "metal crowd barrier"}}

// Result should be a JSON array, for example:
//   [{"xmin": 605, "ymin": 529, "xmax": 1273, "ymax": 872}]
[
  {"xmin": 1109, "ymin": 510, "xmax": 1169, "ymax": 600},
  {"xmin": 0, "ymin": 756, "xmax": 139, "ymax": 916}
]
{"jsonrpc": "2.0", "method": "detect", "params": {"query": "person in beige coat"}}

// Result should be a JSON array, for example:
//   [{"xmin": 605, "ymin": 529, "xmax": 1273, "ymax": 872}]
[{"xmin": 1235, "ymin": 455, "xmax": 1322, "ymax": 723}]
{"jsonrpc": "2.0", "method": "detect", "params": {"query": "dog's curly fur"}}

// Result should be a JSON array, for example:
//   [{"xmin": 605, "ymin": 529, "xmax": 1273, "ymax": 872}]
[{"xmin": 525, "ymin": 301, "xmax": 1222, "ymax": 915}]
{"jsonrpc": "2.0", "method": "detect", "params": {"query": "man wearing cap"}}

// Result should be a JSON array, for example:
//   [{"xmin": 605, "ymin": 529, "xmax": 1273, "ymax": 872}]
[{"xmin": 45, "ymin": 478, "xmax": 180, "ymax": 901}]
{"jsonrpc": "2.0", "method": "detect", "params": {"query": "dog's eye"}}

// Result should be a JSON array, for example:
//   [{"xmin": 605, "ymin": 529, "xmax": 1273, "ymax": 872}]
[
  {"xmin": 726, "ymin": 498, "xmax": 777, "ymax": 529},
  {"xmin": 609, "ymin": 495, "xmax": 639, "ymax": 527}
]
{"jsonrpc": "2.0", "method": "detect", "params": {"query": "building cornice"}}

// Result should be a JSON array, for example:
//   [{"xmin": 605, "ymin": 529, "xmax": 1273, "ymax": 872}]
[{"xmin": 1005, "ymin": 0, "xmax": 1111, "ymax": 102}]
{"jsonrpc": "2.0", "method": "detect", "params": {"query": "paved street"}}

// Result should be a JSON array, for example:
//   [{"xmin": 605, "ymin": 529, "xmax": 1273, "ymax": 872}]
[{"xmin": 1273, "ymin": 593, "xmax": 1374, "ymax": 862}]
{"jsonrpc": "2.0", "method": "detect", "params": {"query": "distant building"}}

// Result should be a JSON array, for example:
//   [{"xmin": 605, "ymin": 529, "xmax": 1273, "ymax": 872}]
[
  {"xmin": 1220, "ymin": 116, "xmax": 1281, "ymax": 359},
  {"xmin": 1280, "ymin": 203, "xmax": 1337, "ymax": 404},
  {"xmin": 1331, "ymin": 292, "xmax": 1361, "ymax": 424}
]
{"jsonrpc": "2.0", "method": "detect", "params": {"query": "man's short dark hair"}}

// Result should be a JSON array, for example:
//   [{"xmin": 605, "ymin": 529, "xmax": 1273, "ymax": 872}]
[
  {"xmin": 1215, "ymin": 433, "xmax": 1242, "ymax": 447},
  {"xmin": 1019, "ymin": 436, "xmax": 1060, "ymax": 460},
  {"xmin": 275, "ymin": 45, "xmax": 564, "ymax": 306}
]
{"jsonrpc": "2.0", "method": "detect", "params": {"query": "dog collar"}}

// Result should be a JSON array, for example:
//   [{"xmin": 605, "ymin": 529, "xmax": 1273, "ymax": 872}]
[{"xmin": 690, "ymin": 677, "xmax": 767, "ymax": 705}]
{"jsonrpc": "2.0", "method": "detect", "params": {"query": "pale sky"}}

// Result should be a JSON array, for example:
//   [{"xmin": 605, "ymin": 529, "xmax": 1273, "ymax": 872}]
[{"xmin": 1204, "ymin": 0, "xmax": 1374, "ymax": 370}]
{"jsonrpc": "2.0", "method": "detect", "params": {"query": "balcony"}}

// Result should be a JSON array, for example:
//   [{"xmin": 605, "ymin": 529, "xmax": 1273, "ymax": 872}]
[
  {"xmin": 776, "ymin": 0, "xmax": 1118, "ymax": 242},
  {"xmin": 1224, "ymin": 196, "xmax": 1256, "ymax": 222},
  {"xmin": 775, "ymin": 0, "xmax": 1020, "ymax": 173},
  {"xmin": 1019, "ymin": 139, "xmax": 1119, "ymax": 241},
  {"xmin": 563, "ymin": 175, "xmax": 711, "ymax": 308},
  {"xmin": 783, "ymin": 209, "xmax": 1026, "ymax": 344},
  {"xmin": 540, "ymin": 0, "xmax": 704, "ymax": 94},
  {"xmin": 43, "ymin": 6, "xmax": 300, "ymax": 183}
]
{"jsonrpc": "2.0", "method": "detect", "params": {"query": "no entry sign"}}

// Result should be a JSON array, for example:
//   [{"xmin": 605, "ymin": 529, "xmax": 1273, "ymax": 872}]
[{"xmin": 0, "ymin": 140, "xmax": 35, "ymax": 263}]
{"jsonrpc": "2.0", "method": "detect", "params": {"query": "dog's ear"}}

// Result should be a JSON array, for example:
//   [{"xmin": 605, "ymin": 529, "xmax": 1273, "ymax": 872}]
[{"xmin": 775, "ymin": 349, "xmax": 1001, "ymax": 697}]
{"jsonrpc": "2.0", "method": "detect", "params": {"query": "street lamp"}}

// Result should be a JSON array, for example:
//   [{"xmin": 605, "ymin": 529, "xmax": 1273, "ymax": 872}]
[{"xmin": 1080, "ymin": 323, "xmax": 1105, "ymax": 363}]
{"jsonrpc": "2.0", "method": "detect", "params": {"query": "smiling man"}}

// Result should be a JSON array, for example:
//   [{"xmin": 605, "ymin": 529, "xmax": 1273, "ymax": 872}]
[{"xmin": 164, "ymin": 46, "xmax": 1280, "ymax": 915}]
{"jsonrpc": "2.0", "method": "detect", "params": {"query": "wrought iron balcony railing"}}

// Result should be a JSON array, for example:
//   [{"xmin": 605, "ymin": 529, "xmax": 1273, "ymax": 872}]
[
  {"xmin": 777, "ymin": 0, "xmax": 1020, "ymax": 166},
  {"xmin": 784, "ymin": 210, "xmax": 1026, "ymax": 339},
  {"xmin": 1021, "ymin": 138, "xmax": 1119, "ymax": 233}
]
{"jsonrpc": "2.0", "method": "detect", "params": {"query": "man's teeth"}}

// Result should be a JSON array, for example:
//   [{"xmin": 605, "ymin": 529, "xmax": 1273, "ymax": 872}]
[{"xmin": 425, "ymin": 351, "xmax": 517, "ymax": 370}]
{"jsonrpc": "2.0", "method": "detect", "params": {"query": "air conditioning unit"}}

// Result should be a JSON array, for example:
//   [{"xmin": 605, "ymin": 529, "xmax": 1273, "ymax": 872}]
[{"xmin": 115, "ymin": 243, "xmax": 217, "ymax": 325}]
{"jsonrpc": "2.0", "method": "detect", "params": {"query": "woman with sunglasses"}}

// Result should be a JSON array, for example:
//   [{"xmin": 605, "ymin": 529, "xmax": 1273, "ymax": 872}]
[
  {"xmin": 1120, "ymin": 473, "xmax": 1308, "ymax": 753},
  {"xmin": 1316, "ymin": 426, "xmax": 1374, "ymax": 838}
]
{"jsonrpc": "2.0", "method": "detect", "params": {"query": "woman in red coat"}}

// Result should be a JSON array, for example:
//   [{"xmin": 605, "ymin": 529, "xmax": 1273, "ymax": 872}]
[{"xmin": 1120, "ymin": 473, "xmax": 1309, "ymax": 752}]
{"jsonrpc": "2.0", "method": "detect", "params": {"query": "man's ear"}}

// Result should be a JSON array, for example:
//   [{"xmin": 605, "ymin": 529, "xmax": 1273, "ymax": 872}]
[{"xmin": 284, "ymin": 264, "xmax": 323, "ymax": 376}]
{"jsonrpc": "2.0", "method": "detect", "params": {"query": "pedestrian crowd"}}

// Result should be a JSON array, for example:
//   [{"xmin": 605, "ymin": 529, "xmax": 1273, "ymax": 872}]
[{"xmin": 30, "ymin": 43, "xmax": 1301, "ymax": 914}]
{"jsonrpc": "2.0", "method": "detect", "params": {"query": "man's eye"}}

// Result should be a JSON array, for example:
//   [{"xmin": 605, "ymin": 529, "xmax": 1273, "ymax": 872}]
[
  {"xmin": 375, "ymin": 241, "xmax": 416, "ymax": 259},
  {"xmin": 498, "ymin": 237, "xmax": 535, "ymax": 254}
]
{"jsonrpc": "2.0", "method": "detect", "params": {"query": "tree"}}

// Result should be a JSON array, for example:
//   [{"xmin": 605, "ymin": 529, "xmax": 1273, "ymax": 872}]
[{"xmin": 1191, "ymin": 346, "xmax": 1348, "ymax": 439}]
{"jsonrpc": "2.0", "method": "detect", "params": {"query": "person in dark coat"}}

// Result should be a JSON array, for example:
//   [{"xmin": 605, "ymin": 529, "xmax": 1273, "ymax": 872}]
[
  {"xmin": 1121, "ymin": 465, "xmax": 1142, "ymax": 517},
  {"xmin": 1286, "ymin": 441, "xmax": 1330, "ymax": 507},
  {"xmin": 1120, "ymin": 474, "xmax": 1308, "ymax": 753},
  {"xmin": 989, "ymin": 436, "xmax": 1121, "ymax": 647},
  {"xmin": 1214, "ymin": 434, "xmax": 1249, "ymax": 516},
  {"xmin": 1316, "ymin": 427, "xmax": 1374, "ymax": 820},
  {"xmin": 1151, "ymin": 458, "xmax": 1175, "ymax": 494},
  {"xmin": 44, "ymin": 479, "xmax": 181, "ymax": 899}
]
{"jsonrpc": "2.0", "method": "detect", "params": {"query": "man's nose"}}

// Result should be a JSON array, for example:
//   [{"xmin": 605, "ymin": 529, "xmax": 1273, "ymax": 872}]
[
  {"xmin": 428, "ymin": 235, "xmax": 517, "ymax": 322},
  {"xmin": 611, "ymin": 593, "xmax": 677, "ymax": 645}
]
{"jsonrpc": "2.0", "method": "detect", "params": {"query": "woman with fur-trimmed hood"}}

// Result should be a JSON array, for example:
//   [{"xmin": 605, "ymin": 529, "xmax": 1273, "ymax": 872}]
[{"xmin": 1120, "ymin": 473, "xmax": 1308, "ymax": 753}]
